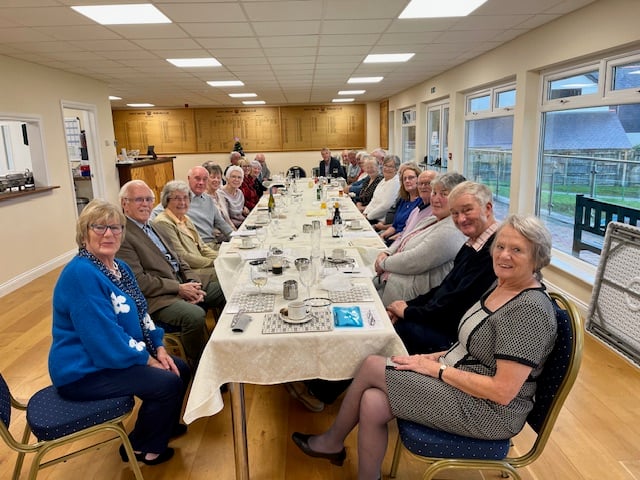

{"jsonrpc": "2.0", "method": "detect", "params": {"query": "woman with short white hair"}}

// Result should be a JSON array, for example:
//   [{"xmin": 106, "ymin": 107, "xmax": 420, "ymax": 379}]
[{"xmin": 218, "ymin": 165, "xmax": 247, "ymax": 228}]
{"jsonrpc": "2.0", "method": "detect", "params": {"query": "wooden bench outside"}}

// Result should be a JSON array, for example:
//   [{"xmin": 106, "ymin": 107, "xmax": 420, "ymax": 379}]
[{"xmin": 572, "ymin": 194, "xmax": 640, "ymax": 255}]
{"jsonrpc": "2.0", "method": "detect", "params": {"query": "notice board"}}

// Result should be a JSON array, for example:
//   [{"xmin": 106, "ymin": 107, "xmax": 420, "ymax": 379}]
[
  {"xmin": 113, "ymin": 104, "xmax": 366, "ymax": 154},
  {"xmin": 112, "ymin": 109, "xmax": 197, "ymax": 153}
]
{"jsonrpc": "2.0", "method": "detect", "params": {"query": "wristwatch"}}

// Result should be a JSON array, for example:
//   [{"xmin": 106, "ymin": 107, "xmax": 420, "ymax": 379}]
[{"xmin": 438, "ymin": 363, "xmax": 448, "ymax": 381}]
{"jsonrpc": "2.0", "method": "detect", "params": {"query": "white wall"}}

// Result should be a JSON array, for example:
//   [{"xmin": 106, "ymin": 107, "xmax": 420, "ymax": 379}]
[{"xmin": 0, "ymin": 55, "xmax": 118, "ymax": 294}]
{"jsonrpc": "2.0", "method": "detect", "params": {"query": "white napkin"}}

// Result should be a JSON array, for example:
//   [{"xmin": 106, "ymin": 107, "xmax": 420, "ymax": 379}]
[
  {"xmin": 320, "ymin": 273, "xmax": 352, "ymax": 291},
  {"xmin": 244, "ymin": 278, "xmax": 282, "ymax": 295}
]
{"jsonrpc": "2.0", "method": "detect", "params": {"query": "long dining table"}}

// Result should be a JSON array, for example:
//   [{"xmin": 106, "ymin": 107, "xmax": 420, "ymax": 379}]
[{"xmin": 183, "ymin": 178, "xmax": 408, "ymax": 480}]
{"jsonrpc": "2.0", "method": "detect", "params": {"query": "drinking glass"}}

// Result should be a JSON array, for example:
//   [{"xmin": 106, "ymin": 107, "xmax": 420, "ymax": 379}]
[
  {"xmin": 250, "ymin": 263, "xmax": 268, "ymax": 295},
  {"xmin": 255, "ymin": 227, "xmax": 267, "ymax": 248},
  {"xmin": 296, "ymin": 258, "xmax": 315, "ymax": 300}
]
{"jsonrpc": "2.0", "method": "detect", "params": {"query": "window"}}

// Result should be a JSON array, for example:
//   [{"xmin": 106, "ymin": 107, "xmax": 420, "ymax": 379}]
[
  {"xmin": 0, "ymin": 114, "xmax": 49, "ymax": 188},
  {"xmin": 426, "ymin": 102, "xmax": 449, "ymax": 170},
  {"xmin": 464, "ymin": 83, "xmax": 515, "ymax": 217},
  {"xmin": 401, "ymin": 108, "xmax": 416, "ymax": 163},
  {"xmin": 539, "ymin": 50, "xmax": 640, "ymax": 266}
]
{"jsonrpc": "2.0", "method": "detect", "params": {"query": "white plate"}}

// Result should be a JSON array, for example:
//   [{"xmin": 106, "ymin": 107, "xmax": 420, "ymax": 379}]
[{"xmin": 279, "ymin": 308, "xmax": 311, "ymax": 324}]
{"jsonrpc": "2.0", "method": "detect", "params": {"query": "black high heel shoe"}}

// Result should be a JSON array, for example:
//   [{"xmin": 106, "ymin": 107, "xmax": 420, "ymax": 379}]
[
  {"xmin": 291, "ymin": 432, "xmax": 346, "ymax": 466},
  {"xmin": 119, "ymin": 444, "xmax": 175, "ymax": 465}
]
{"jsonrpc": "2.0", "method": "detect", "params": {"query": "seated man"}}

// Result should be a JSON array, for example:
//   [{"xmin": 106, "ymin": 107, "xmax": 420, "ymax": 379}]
[
  {"xmin": 117, "ymin": 180, "xmax": 225, "ymax": 365},
  {"xmin": 152, "ymin": 165, "xmax": 232, "ymax": 248},
  {"xmin": 318, "ymin": 147, "xmax": 346, "ymax": 179},
  {"xmin": 386, "ymin": 181, "xmax": 499, "ymax": 354}
]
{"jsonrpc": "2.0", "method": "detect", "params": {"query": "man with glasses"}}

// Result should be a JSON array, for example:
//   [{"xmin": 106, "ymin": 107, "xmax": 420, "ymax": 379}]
[{"xmin": 117, "ymin": 180, "xmax": 225, "ymax": 366}]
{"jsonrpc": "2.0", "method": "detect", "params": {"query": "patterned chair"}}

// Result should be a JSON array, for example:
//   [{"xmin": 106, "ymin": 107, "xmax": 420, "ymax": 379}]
[
  {"xmin": 0, "ymin": 373, "xmax": 143, "ymax": 480},
  {"xmin": 389, "ymin": 292, "xmax": 584, "ymax": 480}
]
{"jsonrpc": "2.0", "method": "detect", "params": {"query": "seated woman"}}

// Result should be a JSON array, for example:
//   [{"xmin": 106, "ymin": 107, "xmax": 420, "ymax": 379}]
[
  {"xmin": 292, "ymin": 214, "xmax": 557, "ymax": 480},
  {"xmin": 49, "ymin": 199, "xmax": 190, "ymax": 466},
  {"xmin": 250, "ymin": 159, "xmax": 268, "ymax": 198},
  {"xmin": 218, "ymin": 165, "xmax": 248, "ymax": 228},
  {"xmin": 239, "ymin": 158, "xmax": 260, "ymax": 210},
  {"xmin": 374, "ymin": 172, "xmax": 467, "ymax": 306},
  {"xmin": 362, "ymin": 155, "xmax": 401, "ymax": 223},
  {"xmin": 376, "ymin": 163, "xmax": 422, "ymax": 244},
  {"xmin": 203, "ymin": 162, "xmax": 237, "ymax": 242},
  {"xmin": 152, "ymin": 180, "xmax": 218, "ymax": 284},
  {"xmin": 353, "ymin": 156, "xmax": 381, "ymax": 207}
]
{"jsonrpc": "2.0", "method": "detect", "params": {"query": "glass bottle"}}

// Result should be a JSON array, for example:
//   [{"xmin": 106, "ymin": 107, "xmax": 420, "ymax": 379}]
[
  {"xmin": 267, "ymin": 187, "xmax": 276, "ymax": 213},
  {"xmin": 331, "ymin": 202, "xmax": 343, "ymax": 238}
]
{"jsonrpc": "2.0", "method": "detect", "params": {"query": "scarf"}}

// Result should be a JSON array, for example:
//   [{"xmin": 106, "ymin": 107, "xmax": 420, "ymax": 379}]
[{"xmin": 78, "ymin": 248, "xmax": 157, "ymax": 356}]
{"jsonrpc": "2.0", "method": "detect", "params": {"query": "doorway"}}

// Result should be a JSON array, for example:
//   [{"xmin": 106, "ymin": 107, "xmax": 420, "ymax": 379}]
[{"xmin": 61, "ymin": 102, "xmax": 103, "ymax": 215}]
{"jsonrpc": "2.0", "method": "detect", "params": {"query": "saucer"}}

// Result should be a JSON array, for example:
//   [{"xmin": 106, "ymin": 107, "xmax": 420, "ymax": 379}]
[
  {"xmin": 279, "ymin": 307, "xmax": 311, "ymax": 324},
  {"xmin": 239, "ymin": 242, "xmax": 256, "ymax": 249},
  {"xmin": 348, "ymin": 223, "xmax": 363, "ymax": 230}
]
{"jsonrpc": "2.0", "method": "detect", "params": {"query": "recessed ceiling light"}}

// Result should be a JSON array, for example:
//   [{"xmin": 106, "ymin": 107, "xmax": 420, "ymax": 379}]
[
  {"xmin": 243, "ymin": 101, "xmax": 266, "ymax": 105},
  {"xmin": 71, "ymin": 4, "xmax": 171, "ymax": 25},
  {"xmin": 364, "ymin": 53, "xmax": 414, "ymax": 63},
  {"xmin": 229, "ymin": 93, "xmax": 257, "ymax": 98},
  {"xmin": 207, "ymin": 80, "xmax": 245, "ymax": 87},
  {"xmin": 332, "ymin": 98, "xmax": 354, "ymax": 103},
  {"xmin": 109, "ymin": 95, "xmax": 122, "ymax": 100},
  {"xmin": 348, "ymin": 77, "xmax": 383, "ymax": 84},
  {"xmin": 127, "ymin": 103, "xmax": 155, "ymax": 107},
  {"xmin": 399, "ymin": 0, "xmax": 487, "ymax": 18},
  {"xmin": 338, "ymin": 90, "xmax": 365, "ymax": 95},
  {"xmin": 167, "ymin": 58, "xmax": 221, "ymax": 67}
]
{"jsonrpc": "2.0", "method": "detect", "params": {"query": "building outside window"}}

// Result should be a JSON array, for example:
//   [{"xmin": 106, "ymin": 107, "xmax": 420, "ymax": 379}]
[
  {"xmin": 401, "ymin": 108, "xmax": 416, "ymax": 164},
  {"xmin": 538, "ymin": 52, "xmax": 640, "ymax": 266}
]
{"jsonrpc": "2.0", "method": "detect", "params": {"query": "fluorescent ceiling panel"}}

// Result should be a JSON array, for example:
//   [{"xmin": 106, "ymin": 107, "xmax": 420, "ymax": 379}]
[
  {"xmin": 348, "ymin": 76, "xmax": 383, "ymax": 83},
  {"xmin": 167, "ymin": 58, "xmax": 221, "ymax": 67},
  {"xmin": 243, "ymin": 100, "xmax": 266, "ymax": 105},
  {"xmin": 338, "ymin": 90, "xmax": 365, "ymax": 95},
  {"xmin": 332, "ymin": 98, "xmax": 354, "ymax": 102},
  {"xmin": 71, "ymin": 4, "xmax": 171, "ymax": 25},
  {"xmin": 364, "ymin": 53, "xmax": 415, "ymax": 63},
  {"xmin": 109, "ymin": 95, "xmax": 122, "ymax": 100},
  {"xmin": 127, "ymin": 103, "xmax": 155, "ymax": 107},
  {"xmin": 207, "ymin": 80, "xmax": 245, "ymax": 87},
  {"xmin": 229, "ymin": 93, "xmax": 257, "ymax": 98},
  {"xmin": 399, "ymin": 0, "xmax": 487, "ymax": 18}
]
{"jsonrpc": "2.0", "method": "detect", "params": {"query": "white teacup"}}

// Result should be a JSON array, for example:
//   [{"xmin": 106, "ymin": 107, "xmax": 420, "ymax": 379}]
[
  {"xmin": 241, "ymin": 237, "xmax": 254, "ymax": 248},
  {"xmin": 287, "ymin": 300, "xmax": 310, "ymax": 320}
]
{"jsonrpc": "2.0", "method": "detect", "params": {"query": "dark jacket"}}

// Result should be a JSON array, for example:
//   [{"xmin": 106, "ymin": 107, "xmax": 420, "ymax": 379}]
[{"xmin": 319, "ymin": 157, "xmax": 346, "ymax": 179}]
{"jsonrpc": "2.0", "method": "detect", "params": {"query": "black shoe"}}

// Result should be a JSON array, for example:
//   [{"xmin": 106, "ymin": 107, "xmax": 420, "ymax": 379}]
[
  {"xmin": 119, "ymin": 444, "xmax": 175, "ymax": 465},
  {"xmin": 291, "ymin": 432, "xmax": 346, "ymax": 466},
  {"xmin": 171, "ymin": 423, "xmax": 188, "ymax": 439}
]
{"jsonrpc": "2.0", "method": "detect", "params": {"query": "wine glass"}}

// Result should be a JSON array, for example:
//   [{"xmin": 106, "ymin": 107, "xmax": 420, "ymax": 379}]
[
  {"xmin": 296, "ymin": 258, "xmax": 315, "ymax": 300},
  {"xmin": 250, "ymin": 263, "xmax": 268, "ymax": 296},
  {"xmin": 255, "ymin": 227, "xmax": 267, "ymax": 249}
]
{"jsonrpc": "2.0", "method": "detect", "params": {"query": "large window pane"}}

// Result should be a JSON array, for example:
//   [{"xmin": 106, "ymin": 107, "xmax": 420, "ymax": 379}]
[
  {"xmin": 465, "ymin": 116, "xmax": 513, "ymax": 217},
  {"xmin": 539, "ymin": 105, "xmax": 640, "ymax": 265}
]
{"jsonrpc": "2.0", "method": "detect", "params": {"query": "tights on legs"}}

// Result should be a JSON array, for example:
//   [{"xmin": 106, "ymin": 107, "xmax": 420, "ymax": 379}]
[{"xmin": 308, "ymin": 355, "xmax": 394, "ymax": 480}]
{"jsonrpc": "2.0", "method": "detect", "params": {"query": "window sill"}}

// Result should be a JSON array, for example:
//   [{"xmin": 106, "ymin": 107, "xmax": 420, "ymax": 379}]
[{"xmin": 0, "ymin": 185, "xmax": 60, "ymax": 203}]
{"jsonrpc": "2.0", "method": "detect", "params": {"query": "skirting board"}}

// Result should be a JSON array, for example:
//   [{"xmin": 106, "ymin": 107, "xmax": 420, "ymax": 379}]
[{"xmin": 0, "ymin": 249, "xmax": 76, "ymax": 298}]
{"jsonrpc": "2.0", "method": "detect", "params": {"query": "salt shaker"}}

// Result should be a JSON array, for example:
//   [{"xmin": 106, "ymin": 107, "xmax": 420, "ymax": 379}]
[{"xmin": 283, "ymin": 280, "xmax": 298, "ymax": 300}]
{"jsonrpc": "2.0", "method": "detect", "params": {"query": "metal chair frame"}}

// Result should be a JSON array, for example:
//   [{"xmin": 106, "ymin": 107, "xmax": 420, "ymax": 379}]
[
  {"xmin": 0, "ymin": 380, "xmax": 144, "ymax": 480},
  {"xmin": 389, "ymin": 291, "xmax": 584, "ymax": 480}
]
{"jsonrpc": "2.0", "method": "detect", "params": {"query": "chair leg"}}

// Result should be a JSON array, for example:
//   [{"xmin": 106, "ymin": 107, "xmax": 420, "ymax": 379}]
[
  {"xmin": 12, "ymin": 423, "xmax": 32, "ymax": 480},
  {"xmin": 389, "ymin": 432, "xmax": 402, "ymax": 478}
]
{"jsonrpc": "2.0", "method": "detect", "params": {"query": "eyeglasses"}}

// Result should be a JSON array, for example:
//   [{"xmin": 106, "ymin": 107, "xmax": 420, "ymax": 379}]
[
  {"xmin": 169, "ymin": 195, "xmax": 190, "ymax": 202},
  {"xmin": 90, "ymin": 224, "xmax": 124, "ymax": 235},
  {"xmin": 382, "ymin": 165, "xmax": 396, "ymax": 170},
  {"xmin": 418, "ymin": 182, "xmax": 432, "ymax": 187},
  {"xmin": 126, "ymin": 197, "xmax": 155, "ymax": 204}
]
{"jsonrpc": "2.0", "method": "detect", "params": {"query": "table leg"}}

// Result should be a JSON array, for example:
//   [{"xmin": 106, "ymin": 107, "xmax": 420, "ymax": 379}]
[{"xmin": 229, "ymin": 382, "xmax": 250, "ymax": 480}]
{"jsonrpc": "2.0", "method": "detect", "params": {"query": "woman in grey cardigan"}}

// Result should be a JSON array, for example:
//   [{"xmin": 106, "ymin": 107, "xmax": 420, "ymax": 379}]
[{"xmin": 374, "ymin": 172, "xmax": 467, "ymax": 306}]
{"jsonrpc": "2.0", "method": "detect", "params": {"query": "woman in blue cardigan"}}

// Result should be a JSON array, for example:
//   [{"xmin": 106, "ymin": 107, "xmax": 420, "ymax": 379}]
[{"xmin": 49, "ymin": 199, "xmax": 190, "ymax": 466}]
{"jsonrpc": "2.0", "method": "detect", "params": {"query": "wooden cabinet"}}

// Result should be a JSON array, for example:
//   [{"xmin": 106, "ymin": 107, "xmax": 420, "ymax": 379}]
[{"xmin": 116, "ymin": 157, "xmax": 175, "ymax": 201}]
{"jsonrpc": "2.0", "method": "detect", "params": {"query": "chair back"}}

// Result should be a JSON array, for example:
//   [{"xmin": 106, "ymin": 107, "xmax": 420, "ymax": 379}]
[
  {"xmin": 287, "ymin": 166, "xmax": 306, "ymax": 178},
  {"xmin": 513, "ymin": 292, "xmax": 583, "ymax": 465},
  {"xmin": 0, "ymin": 374, "xmax": 11, "ymax": 428}
]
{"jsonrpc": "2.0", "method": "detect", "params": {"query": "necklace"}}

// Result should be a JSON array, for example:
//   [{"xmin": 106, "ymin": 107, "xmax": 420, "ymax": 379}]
[{"xmin": 108, "ymin": 262, "xmax": 121, "ymax": 279}]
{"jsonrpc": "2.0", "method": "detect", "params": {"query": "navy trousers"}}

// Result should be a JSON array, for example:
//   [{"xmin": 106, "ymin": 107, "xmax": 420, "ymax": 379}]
[{"xmin": 57, "ymin": 356, "xmax": 190, "ymax": 453}]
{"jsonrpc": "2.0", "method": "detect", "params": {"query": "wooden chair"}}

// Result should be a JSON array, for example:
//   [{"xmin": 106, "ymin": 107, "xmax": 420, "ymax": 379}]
[
  {"xmin": 389, "ymin": 291, "xmax": 584, "ymax": 480},
  {"xmin": 0, "ymin": 373, "xmax": 143, "ymax": 480}
]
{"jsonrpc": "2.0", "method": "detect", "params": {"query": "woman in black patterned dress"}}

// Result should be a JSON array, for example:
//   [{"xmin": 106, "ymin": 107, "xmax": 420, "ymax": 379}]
[{"xmin": 292, "ymin": 214, "xmax": 557, "ymax": 480}]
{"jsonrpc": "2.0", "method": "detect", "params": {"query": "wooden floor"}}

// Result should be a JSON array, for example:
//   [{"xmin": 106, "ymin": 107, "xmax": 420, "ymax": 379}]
[{"xmin": 1, "ymin": 267, "xmax": 640, "ymax": 480}]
